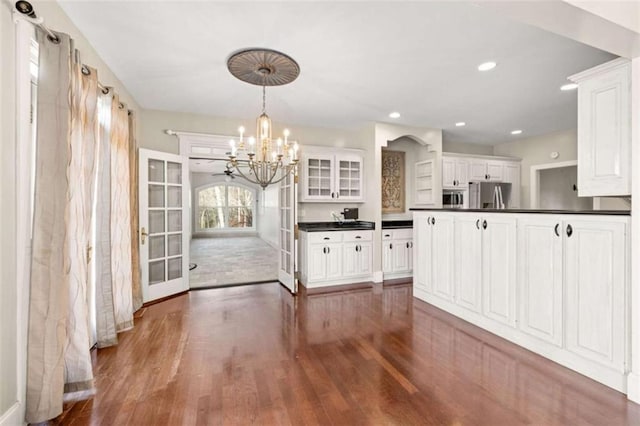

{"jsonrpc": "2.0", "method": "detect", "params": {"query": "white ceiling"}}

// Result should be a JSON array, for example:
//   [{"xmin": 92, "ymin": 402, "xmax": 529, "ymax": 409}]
[{"xmin": 58, "ymin": 1, "xmax": 616, "ymax": 145}]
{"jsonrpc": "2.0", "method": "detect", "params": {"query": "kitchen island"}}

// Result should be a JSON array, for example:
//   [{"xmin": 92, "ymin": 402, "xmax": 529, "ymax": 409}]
[{"xmin": 411, "ymin": 208, "xmax": 630, "ymax": 393}]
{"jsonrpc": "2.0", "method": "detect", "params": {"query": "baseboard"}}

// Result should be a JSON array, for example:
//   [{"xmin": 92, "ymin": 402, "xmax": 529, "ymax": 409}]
[
  {"xmin": 0, "ymin": 401, "xmax": 24, "ymax": 426},
  {"xmin": 372, "ymin": 270, "xmax": 384, "ymax": 283}
]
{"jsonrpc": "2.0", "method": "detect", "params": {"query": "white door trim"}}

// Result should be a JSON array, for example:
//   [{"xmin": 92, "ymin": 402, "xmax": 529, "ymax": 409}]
[{"xmin": 529, "ymin": 160, "xmax": 578, "ymax": 209}]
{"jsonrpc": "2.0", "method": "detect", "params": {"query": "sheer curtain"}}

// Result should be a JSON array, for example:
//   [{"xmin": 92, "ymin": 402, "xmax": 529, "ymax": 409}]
[
  {"xmin": 26, "ymin": 27, "xmax": 139, "ymax": 423},
  {"xmin": 26, "ymin": 30, "xmax": 98, "ymax": 423}
]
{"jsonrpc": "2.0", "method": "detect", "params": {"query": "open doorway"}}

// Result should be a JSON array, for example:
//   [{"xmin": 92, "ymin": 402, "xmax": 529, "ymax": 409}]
[
  {"xmin": 188, "ymin": 158, "xmax": 279, "ymax": 289},
  {"xmin": 530, "ymin": 161, "xmax": 593, "ymax": 209}
]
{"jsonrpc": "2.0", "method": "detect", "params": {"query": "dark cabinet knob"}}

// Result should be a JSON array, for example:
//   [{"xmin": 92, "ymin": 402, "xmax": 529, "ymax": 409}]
[
  {"xmin": 566, "ymin": 224, "xmax": 573, "ymax": 237},
  {"xmin": 482, "ymin": 220, "xmax": 488, "ymax": 230}
]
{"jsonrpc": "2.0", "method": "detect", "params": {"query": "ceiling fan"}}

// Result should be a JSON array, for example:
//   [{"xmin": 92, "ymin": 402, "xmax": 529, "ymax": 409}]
[{"xmin": 212, "ymin": 163, "xmax": 236, "ymax": 180}]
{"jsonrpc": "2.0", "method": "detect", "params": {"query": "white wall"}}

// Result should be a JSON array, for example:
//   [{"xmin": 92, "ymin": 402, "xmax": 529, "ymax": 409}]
[
  {"xmin": 493, "ymin": 129, "xmax": 578, "ymax": 208},
  {"xmin": 257, "ymin": 184, "xmax": 279, "ymax": 249}
]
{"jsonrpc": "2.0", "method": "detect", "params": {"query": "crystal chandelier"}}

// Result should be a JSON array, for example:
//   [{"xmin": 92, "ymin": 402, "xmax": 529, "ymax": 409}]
[{"xmin": 226, "ymin": 48, "xmax": 301, "ymax": 189}]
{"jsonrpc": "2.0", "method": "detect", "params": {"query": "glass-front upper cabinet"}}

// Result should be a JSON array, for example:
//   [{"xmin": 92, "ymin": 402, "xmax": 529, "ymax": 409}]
[{"xmin": 299, "ymin": 147, "xmax": 364, "ymax": 202}]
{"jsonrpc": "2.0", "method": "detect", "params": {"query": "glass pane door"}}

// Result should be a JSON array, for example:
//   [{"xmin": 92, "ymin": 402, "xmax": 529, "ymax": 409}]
[{"xmin": 140, "ymin": 149, "xmax": 189, "ymax": 302}]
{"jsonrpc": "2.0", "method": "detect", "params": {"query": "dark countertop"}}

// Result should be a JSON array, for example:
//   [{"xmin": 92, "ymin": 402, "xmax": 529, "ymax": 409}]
[
  {"xmin": 382, "ymin": 220, "xmax": 413, "ymax": 229},
  {"xmin": 299, "ymin": 221, "xmax": 375, "ymax": 232},
  {"xmin": 409, "ymin": 208, "xmax": 630, "ymax": 216}
]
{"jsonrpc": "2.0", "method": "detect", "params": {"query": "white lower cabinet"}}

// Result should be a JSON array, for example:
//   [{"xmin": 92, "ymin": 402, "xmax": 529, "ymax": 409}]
[
  {"xmin": 300, "ymin": 230, "xmax": 372, "ymax": 287},
  {"xmin": 413, "ymin": 210, "xmax": 630, "ymax": 393},
  {"xmin": 517, "ymin": 216, "xmax": 564, "ymax": 346},
  {"xmin": 564, "ymin": 219, "xmax": 626, "ymax": 372},
  {"xmin": 482, "ymin": 215, "xmax": 517, "ymax": 327},
  {"xmin": 382, "ymin": 229, "xmax": 413, "ymax": 278},
  {"xmin": 412, "ymin": 213, "xmax": 454, "ymax": 298}
]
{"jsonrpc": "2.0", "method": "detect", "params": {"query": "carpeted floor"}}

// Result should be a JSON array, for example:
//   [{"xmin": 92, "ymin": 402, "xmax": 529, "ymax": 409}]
[{"xmin": 189, "ymin": 236, "xmax": 278, "ymax": 288}]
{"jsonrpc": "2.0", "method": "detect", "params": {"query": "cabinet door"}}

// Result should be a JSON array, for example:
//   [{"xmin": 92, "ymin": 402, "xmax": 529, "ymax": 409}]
[
  {"xmin": 308, "ymin": 245, "xmax": 327, "ymax": 281},
  {"xmin": 431, "ymin": 214, "xmax": 455, "ymax": 301},
  {"xmin": 469, "ymin": 160, "xmax": 487, "ymax": 181},
  {"xmin": 565, "ymin": 219, "xmax": 626, "ymax": 371},
  {"xmin": 342, "ymin": 242, "xmax": 359, "ymax": 277},
  {"xmin": 382, "ymin": 240, "xmax": 393, "ymax": 273},
  {"xmin": 517, "ymin": 216, "xmax": 563, "ymax": 346},
  {"xmin": 455, "ymin": 158, "xmax": 469, "ymax": 187},
  {"xmin": 454, "ymin": 214, "xmax": 482, "ymax": 313},
  {"xmin": 482, "ymin": 215, "xmax": 517, "ymax": 327},
  {"xmin": 486, "ymin": 161, "xmax": 504, "ymax": 181},
  {"xmin": 357, "ymin": 242, "xmax": 372, "ymax": 275},
  {"xmin": 302, "ymin": 155, "xmax": 335, "ymax": 201},
  {"xmin": 503, "ymin": 163, "xmax": 521, "ymax": 208},
  {"xmin": 577, "ymin": 61, "xmax": 631, "ymax": 196},
  {"xmin": 325, "ymin": 243, "xmax": 343, "ymax": 279},
  {"xmin": 413, "ymin": 214, "xmax": 432, "ymax": 293},
  {"xmin": 337, "ymin": 155, "xmax": 363, "ymax": 201},
  {"xmin": 407, "ymin": 239, "xmax": 413, "ymax": 272},
  {"xmin": 393, "ymin": 239, "xmax": 411, "ymax": 273},
  {"xmin": 442, "ymin": 157, "xmax": 456, "ymax": 189}
]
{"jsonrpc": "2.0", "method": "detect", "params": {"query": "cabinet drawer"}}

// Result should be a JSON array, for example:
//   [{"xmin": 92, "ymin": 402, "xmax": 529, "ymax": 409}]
[
  {"xmin": 342, "ymin": 231, "xmax": 372, "ymax": 242},
  {"xmin": 308, "ymin": 232, "xmax": 343, "ymax": 244},
  {"xmin": 392, "ymin": 229, "xmax": 412, "ymax": 239}
]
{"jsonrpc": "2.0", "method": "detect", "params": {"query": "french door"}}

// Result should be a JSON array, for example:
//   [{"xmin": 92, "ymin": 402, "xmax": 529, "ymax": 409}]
[
  {"xmin": 139, "ymin": 149, "xmax": 190, "ymax": 302},
  {"xmin": 279, "ymin": 171, "xmax": 298, "ymax": 294}
]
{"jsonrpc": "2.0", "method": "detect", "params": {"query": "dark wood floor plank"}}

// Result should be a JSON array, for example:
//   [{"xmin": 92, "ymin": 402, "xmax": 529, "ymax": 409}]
[{"xmin": 47, "ymin": 282, "xmax": 640, "ymax": 426}]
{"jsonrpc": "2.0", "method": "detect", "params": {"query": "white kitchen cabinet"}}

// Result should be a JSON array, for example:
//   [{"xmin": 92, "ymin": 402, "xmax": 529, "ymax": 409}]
[
  {"xmin": 565, "ymin": 218, "xmax": 626, "ymax": 372},
  {"xmin": 412, "ymin": 212, "xmax": 454, "ymax": 300},
  {"xmin": 299, "ymin": 146, "xmax": 364, "ymax": 202},
  {"xmin": 569, "ymin": 58, "xmax": 631, "ymax": 197},
  {"xmin": 382, "ymin": 228, "xmax": 413, "ymax": 278},
  {"xmin": 482, "ymin": 215, "xmax": 517, "ymax": 327},
  {"xmin": 469, "ymin": 159, "xmax": 501, "ymax": 181},
  {"xmin": 453, "ymin": 214, "xmax": 482, "ymax": 313},
  {"xmin": 412, "ymin": 209, "xmax": 630, "ymax": 392},
  {"xmin": 413, "ymin": 214, "xmax": 431, "ymax": 292},
  {"xmin": 503, "ymin": 162, "xmax": 521, "ymax": 208},
  {"xmin": 300, "ymin": 230, "xmax": 372, "ymax": 287},
  {"xmin": 442, "ymin": 156, "xmax": 469, "ymax": 189},
  {"xmin": 517, "ymin": 216, "xmax": 563, "ymax": 346}
]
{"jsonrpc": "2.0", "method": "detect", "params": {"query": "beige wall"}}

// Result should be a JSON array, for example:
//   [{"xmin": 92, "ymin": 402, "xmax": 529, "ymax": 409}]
[
  {"xmin": 443, "ymin": 140, "xmax": 494, "ymax": 156},
  {"xmin": 493, "ymin": 129, "xmax": 578, "ymax": 208}
]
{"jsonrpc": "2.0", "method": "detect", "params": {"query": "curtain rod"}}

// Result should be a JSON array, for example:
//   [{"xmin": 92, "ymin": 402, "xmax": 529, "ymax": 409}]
[{"xmin": 15, "ymin": 0, "xmax": 130, "ymax": 114}]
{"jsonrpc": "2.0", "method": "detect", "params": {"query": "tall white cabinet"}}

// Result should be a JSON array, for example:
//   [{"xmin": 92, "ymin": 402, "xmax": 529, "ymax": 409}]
[{"xmin": 569, "ymin": 58, "xmax": 631, "ymax": 197}]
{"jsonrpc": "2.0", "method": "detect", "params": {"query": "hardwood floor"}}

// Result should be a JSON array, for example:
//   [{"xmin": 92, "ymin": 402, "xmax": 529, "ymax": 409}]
[{"xmin": 51, "ymin": 282, "xmax": 640, "ymax": 425}]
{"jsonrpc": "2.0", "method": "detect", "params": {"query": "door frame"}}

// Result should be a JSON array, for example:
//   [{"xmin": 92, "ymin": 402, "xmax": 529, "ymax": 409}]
[
  {"xmin": 529, "ymin": 160, "xmax": 578, "ymax": 208},
  {"xmin": 171, "ymin": 130, "xmax": 297, "ymax": 293}
]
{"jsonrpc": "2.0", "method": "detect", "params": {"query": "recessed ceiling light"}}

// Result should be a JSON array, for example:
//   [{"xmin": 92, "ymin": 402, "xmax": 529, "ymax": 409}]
[
  {"xmin": 389, "ymin": 112, "xmax": 401, "ymax": 119},
  {"xmin": 478, "ymin": 61, "xmax": 497, "ymax": 71},
  {"xmin": 511, "ymin": 130, "xmax": 523, "ymax": 135},
  {"xmin": 455, "ymin": 122, "xmax": 466, "ymax": 127},
  {"xmin": 560, "ymin": 83, "xmax": 578, "ymax": 91}
]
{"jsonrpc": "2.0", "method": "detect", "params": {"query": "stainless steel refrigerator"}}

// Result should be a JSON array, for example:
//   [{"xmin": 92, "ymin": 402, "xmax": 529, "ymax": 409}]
[{"xmin": 468, "ymin": 182, "xmax": 512, "ymax": 209}]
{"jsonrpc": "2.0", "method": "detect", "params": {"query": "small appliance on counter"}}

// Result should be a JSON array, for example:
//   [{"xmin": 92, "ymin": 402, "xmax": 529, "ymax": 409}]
[
  {"xmin": 342, "ymin": 208, "xmax": 358, "ymax": 220},
  {"xmin": 469, "ymin": 182, "xmax": 512, "ymax": 209},
  {"xmin": 443, "ymin": 190, "xmax": 467, "ymax": 209}
]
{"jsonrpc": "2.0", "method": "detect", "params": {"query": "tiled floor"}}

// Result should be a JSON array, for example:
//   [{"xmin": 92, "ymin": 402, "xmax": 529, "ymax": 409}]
[{"xmin": 189, "ymin": 236, "xmax": 278, "ymax": 288}]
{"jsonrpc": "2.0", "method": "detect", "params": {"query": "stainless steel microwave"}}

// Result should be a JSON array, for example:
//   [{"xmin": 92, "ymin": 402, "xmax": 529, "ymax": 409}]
[{"xmin": 443, "ymin": 190, "xmax": 466, "ymax": 209}]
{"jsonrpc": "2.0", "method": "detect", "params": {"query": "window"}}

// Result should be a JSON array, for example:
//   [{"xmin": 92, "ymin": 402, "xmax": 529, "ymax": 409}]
[{"xmin": 197, "ymin": 184, "xmax": 255, "ymax": 230}]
